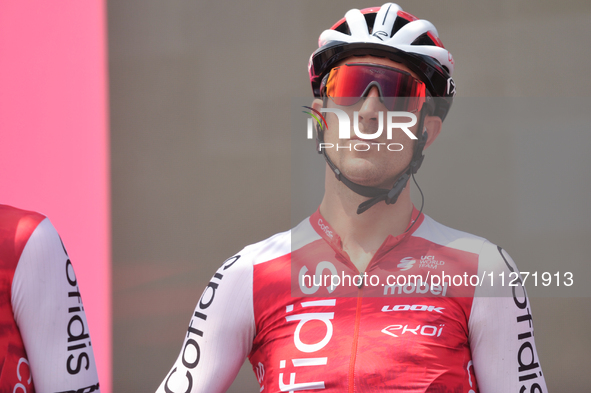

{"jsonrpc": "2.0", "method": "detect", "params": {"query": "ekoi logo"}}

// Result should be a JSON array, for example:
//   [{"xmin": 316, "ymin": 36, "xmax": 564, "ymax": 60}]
[
  {"xmin": 372, "ymin": 30, "xmax": 389, "ymax": 41},
  {"xmin": 397, "ymin": 257, "xmax": 416, "ymax": 271},
  {"xmin": 381, "ymin": 324, "xmax": 445, "ymax": 338},
  {"xmin": 446, "ymin": 77, "xmax": 456, "ymax": 96}
]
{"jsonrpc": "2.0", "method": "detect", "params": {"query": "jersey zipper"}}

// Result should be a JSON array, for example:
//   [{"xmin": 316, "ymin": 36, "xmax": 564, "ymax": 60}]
[{"xmin": 347, "ymin": 285, "xmax": 363, "ymax": 393}]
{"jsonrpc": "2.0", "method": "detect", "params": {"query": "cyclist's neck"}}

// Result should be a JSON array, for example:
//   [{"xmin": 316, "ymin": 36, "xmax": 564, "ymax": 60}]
[{"xmin": 319, "ymin": 180, "xmax": 414, "ymax": 273}]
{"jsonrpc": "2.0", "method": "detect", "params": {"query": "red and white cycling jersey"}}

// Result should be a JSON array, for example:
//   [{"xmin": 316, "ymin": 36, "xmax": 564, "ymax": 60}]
[
  {"xmin": 158, "ymin": 207, "xmax": 546, "ymax": 393},
  {"xmin": 0, "ymin": 205, "xmax": 100, "ymax": 393}
]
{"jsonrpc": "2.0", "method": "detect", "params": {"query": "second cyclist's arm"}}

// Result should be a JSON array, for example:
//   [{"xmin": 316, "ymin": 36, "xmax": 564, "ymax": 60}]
[{"xmin": 11, "ymin": 218, "xmax": 100, "ymax": 392}]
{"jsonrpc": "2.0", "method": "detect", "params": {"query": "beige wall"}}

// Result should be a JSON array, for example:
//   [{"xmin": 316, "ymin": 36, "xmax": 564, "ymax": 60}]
[{"xmin": 109, "ymin": 1, "xmax": 591, "ymax": 391}]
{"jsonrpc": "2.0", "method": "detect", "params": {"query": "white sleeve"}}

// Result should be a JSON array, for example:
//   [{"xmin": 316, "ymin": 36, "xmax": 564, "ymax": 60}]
[
  {"xmin": 156, "ymin": 253, "xmax": 255, "ymax": 393},
  {"xmin": 469, "ymin": 242, "xmax": 547, "ymax": 393},
  {"xmin": 11, "ymin": 218, "xmax": 100, "ymax": 392}
]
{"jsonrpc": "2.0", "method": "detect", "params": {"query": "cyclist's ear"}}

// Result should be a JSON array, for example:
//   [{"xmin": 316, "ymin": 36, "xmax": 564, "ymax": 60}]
[
  {"xmin": 311, "ymin": 98, "xmax": 323, "ymax": 112},
  {"xmin": 423, "ymin": 115, "xmax": 442, "ymax": 149}
]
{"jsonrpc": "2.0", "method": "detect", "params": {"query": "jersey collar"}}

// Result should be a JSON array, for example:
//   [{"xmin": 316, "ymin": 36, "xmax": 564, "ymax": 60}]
[{"xmin": 309, "ymin": 206, "xmax": 425, "ymax": 269}]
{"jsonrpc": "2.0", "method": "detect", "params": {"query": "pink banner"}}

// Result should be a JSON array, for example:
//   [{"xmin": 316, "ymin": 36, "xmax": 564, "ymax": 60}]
[{"xmin": 0, "ymin": 1, "xmax": 111, "ymax": 392}]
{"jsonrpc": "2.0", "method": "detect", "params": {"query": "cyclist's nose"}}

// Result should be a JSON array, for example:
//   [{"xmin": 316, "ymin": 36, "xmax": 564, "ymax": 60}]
[{"xmin": 358, "ymin": 86, "xmax": 386, "ymax": 122}]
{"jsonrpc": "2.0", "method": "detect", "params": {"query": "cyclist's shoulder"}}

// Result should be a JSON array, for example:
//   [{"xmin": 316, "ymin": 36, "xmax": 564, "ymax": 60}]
[
  {"xmin": 413, "ymin": 213, "xmax": 500, "ymax": 258},
  {"xmin": 227, "ymin": 228, "xmax": 292, "ymax": 270},
  {"xmin": 0, "ymin": 203, "xmax": 40, "ymax": 215},
  {"xmin": 0, "ymin": 205, "xmax": 49, "ymax": 270},
  {"xmin": 227, "ymin": 215, "xmax": 319, "ymax": 269},
  {"xmin": 414, "ymin": 213, "xmax": 519, "ymax": 276},
  {"xmin": 0, "ymin": 204, "xmax": 46, "ymax": 231}
]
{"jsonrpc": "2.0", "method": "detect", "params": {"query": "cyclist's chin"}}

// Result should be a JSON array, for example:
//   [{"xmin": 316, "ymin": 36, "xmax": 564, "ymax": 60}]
[{"xmin": 339, "ymin": 158, "xmax": 390, "ymax": 186}]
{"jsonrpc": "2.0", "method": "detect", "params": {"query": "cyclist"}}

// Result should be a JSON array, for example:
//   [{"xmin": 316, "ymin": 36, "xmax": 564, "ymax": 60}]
[
  {"xmin": 157, "ymin": 4, "xmax": 546, "ymax": 392},
  {"xmin": 0, "ymin": 204, "xmax": 100, "ymax": 392}
]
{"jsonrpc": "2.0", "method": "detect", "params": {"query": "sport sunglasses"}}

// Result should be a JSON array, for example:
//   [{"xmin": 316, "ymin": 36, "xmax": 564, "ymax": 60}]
[{"xmin": 320, "ymin": 63, "xmax": 429, "ymax": 112}]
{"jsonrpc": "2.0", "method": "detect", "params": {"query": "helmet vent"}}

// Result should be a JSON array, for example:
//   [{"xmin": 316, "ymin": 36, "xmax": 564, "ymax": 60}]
[
  {"xmin": 363, "ymin": 13, "xmax": 377, "ymax": 34},
  {"xmin": 411, "ymin": 32, "xmax": 436, "ymax": 46},
  {"xmin": 333, "ymin": 20, "xmax": 351, "ymax": 35},
  {"xmin": 391, "ymin": 16, "xmax": 410, "ymax": 37}
]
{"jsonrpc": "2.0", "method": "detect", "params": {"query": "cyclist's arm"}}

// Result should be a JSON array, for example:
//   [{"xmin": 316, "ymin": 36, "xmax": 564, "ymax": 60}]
[
  {"xmin": 156, "ymin": 253, "xmax": 255, "ymax": 393},
  {"xmin": 11, "ymin": 218, "xmax": 100, "ymax": 392},
  {"xmin": 469, "ymin": 242, "xmax": 547, "ymax": 393}
]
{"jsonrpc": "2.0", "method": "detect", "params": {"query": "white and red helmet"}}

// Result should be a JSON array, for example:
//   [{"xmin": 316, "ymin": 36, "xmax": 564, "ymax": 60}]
[{"xmin": 309, "ymin": 3, "xmax": 456, "ymax": 120}]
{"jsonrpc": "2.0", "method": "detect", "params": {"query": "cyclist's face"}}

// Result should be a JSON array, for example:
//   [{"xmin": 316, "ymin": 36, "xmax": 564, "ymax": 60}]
[{"xmin": 312, "ymin": 56, "xmax": 426, "ymax": 189}]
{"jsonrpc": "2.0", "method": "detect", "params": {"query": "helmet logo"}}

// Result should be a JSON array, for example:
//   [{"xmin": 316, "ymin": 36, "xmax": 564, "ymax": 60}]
[
  {"xmin": 448, "ymin": 52, "xmax": 455, "ymax": 66},
  {"xmin": 372, "ymin": 30, "xmax": 389, "ymax": 41},
  {"xmin": 446, "ymin": 78, "xmax": 456, "ymax": 97}
]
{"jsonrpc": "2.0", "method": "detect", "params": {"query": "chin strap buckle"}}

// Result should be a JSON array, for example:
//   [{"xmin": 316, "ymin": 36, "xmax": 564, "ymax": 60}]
[
  {"xmin": 409, "ymin": 130, "xmax": 427, "ymax": 174},
  {"xmin": 409, "ymin": 154, "xmax": 424, "ymax": 174},
  {"xmin": 385, "ymin": 173, "xmax": 410, "ymax": 205},
  {"xmin": 333, "ymin": 168, "xmax": 341, "ymax": 181}
]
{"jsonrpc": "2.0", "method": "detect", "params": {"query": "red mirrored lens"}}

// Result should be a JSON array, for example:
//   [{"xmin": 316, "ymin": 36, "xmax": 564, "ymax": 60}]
[{"xmin": 323, "ymin": 64, "xmax": 427, "ymax": 111}]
